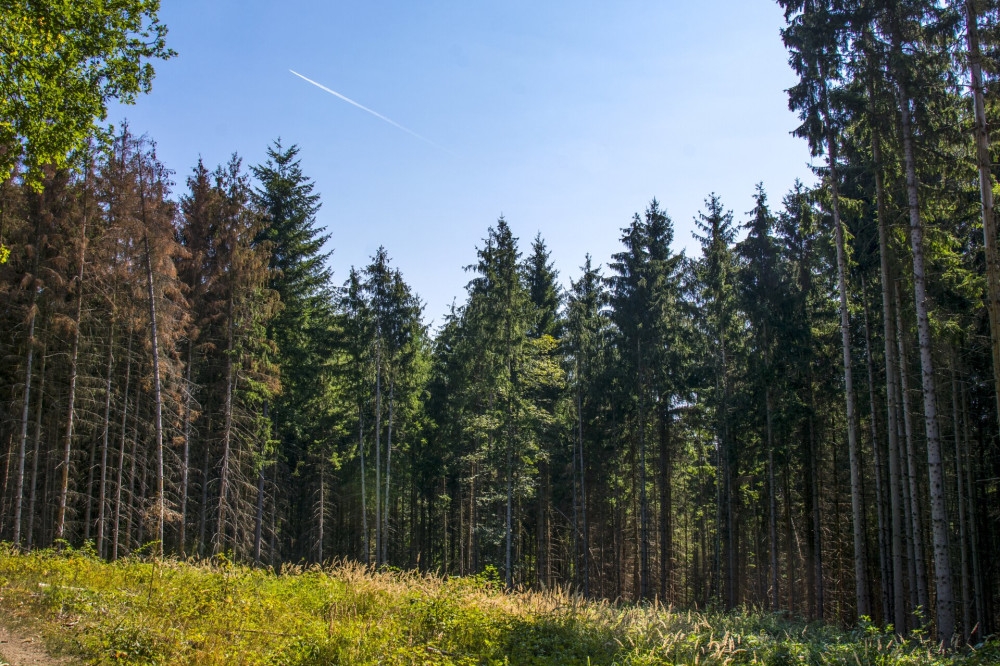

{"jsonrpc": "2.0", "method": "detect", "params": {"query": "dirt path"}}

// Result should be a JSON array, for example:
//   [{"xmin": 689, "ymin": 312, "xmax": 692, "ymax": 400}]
[{"xmin": 0, "ymin": 621, "xmax": 72, "ymax": 666}]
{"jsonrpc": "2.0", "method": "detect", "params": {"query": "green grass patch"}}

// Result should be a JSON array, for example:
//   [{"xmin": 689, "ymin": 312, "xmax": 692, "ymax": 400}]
[{"xmin": 0, "ymin": 544, "xmax": 995, "ymax": 665}]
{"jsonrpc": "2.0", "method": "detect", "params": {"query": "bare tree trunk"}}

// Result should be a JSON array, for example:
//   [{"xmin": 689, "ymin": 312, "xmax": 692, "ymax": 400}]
[
  {"xmin": 827, "ymin": 130, "xmax": 871, "ymax": 619},
  {"xmin": 198, "ymin": 419, "xmax": 211, "ymax": 556},
  {"xmin": 179, "ymin": 340, "xmax": 193, "ymax": 557},
  {"xmin": 269, "ymin": 474, "xmax": 278, "ymax": 567},
  {"xmin": 638, "ymin": 342, "xmax": 649, "ymax": 600},
  {"xmin": 578, "ymin": 381, "xmax": 589, "ymax": 598},
  {"xmin": 374, "ymin": 340, "xmax": 382, "ymax": 567},
  {"xmin": 125, "ymin": 384, "xmax": 141, "ymax": 554},
  {"xmin": 960, "ymin": 377, "xmax": 984, "ymax": 640},
  {"xmin": 964, "ymin": 0, "xmax": 1000, "ymax": 426},
  {"xmin": 112, "ymin": 332, "xmax": 133, "ymax": 561},
  {"xmin": 896, "ymin": 81, "xmax": 955, "ymax": 642},
  {"xmin": 253, "ymin": 467, "xmax": 265, "ymax": 566},
  {"xmin": 56, "ymin": 192, "xmax": 89, "ymax": 543},
  {"xmin": 810, "ymin": 392, "xmax": 825, "ymax": 619},
  {"xmin": 2, "ymin": 437, "xmax": 11, "ymax": 539},
  {"xmin": 359, "ymin": 405, "xmax": 369, "ymax": 565},
  {"xmin": 442, "ymin": 477, "xmax": 449, "ymax": 574},
  {"xmin": 873, "ymin": 118, "xmax": 908, "ymax": 633},
  {"xmin": 766, "ymin": 384, "xmax": 778, "ymax": 611},
  {"xmin": 136, "ymin": 449, "xmax": 148, "ymax": 548},
  {"xmin": 950, "ymin": 354, "xmax": 970, "ymax": 642},
  {"xmin": 863, "ymin": 280, "xmax": 892, "ymax": 625},
  {"xmin": 783, "ymin": 453, "xmax": 794, "ymax": 614},
  {"xmin": 660, "ymin": 400, "xmax": 672, "ymax": 602},
  {"xmin": 12, "ymin": 290, "xmax": 38, "ymax": 546},
  {"xmin": 505, "ymin": 407, "xmax": 513, "ymax": 590},
  {"xmin": 895, "ymin": 282, "xmax": 929, "ymax": 618},
  {"xmin": 84, "ymin": 420, "xmax": 98, "ymax": 543},
  {"xmin": 572, "ymin": 406, "xmax": 580, "ymax": 588},
  {"xmin": 26, "ymin": 344, "xmax": 46, "ymax": 550},
  {"xmin": 214, "ymin": 299, "xmax": 235, "ymax": 556},
  {"xmin": 317, "ymin": 464, "xmax": 324, "ymax": 563},
  {"xmin": 720, "ymin": 330, "xmax": 735, "ymax": 610},
  {"xmin": 96, "ymin": 324, "xmax": 115, "ymax": 557},
  {"xmin": 804, "ymin": 417, "xmax": 816, "ymax": 618},
  {"xmin": 382, "ymin": 383, "xmax": 394, "ymax": 565},
  {"xmin": 140, "ymin": 222, "xmax": 165, "ymax": 558}
]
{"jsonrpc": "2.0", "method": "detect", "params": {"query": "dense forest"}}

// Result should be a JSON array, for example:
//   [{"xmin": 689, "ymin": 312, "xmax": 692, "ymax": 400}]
[{"xmin": 2, "ymin": 0, "xmax": 1000, "ymax": 649}]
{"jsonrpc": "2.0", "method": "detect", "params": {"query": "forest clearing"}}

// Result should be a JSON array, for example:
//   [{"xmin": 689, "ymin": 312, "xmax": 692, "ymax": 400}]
[
  {"xmin": 4, "ymin": 0, "xmax": 1000, "ymax": 660},
  {"xmin": 0, "ymin": 546, "xmax": 996, "ymax": 665}
]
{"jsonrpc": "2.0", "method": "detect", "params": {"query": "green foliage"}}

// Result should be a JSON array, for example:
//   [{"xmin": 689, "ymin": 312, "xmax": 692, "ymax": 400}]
[
  {"xmin": 0, "ymin": 0, "xmax": 175, "ymax": 183},
  {"xmin": 0, "ymin": 546, "xmax": 985, "ymax": 665}
]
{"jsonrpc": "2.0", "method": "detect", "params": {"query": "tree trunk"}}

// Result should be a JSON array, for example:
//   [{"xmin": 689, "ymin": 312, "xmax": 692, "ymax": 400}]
[
  {"xmin": 827, "ymin": 130, "xmax": 871, "ymax": 619},
  {"xmin": 269, "ymin": 472, "xmax": 278, "ymax": 567},
  {"xmin": 214, "ymin": 298, "xmax": 235, "ymax": 555},
  {"xmin": 96, "ymin": 324, "xmax": 115, "ymax": 557},
  {"xmin": 26, "ymin": 344, "xmax": 46, "ymax": 550},
  {"xmin": 660, "ymin": 400, "xmax": 672, "ymax": 602},
  {"xmin": 84, "ymin": 416, "xmax": 99, "ymax": 543},
  {"xmin": 950, "ymin": 355, "xmax": 970, "ymax": 642},
  {"xmin": 572, "ymin": 402, "xmax": 580, "ymax": 588},
  {"xmin": 810, "ymin": 389, "xmax": 825, "ymax": 619},
  {"xmin": 896, "ymin": 80, "xmax": 955, "ymax": 643},
  {"xmin": 253, "ymin": 467, "xmax": 265, "ymax": 566},
  {"xmin": 720, "ymin": 328, "xmax": 735, "ymax": 610},
  {"xmin": 125, "ymin": 382, "xmax": 141, "ymax": 554},
  {"xmin": 959, "ymin": 376, "xmax": 984, "ymax": 640},
  {"xmin": 359, "ymin": 404, "xmax": 369, "ymax": 565},
  {"xmin": 179, "ymin": 339, "xmax": 193, "ymax": 557},
  {"xmin": 638, "ymin": 340, "xmax": 649, "ymax": 600},
  {"xmin": 505, "ymin": 396, "xmax": 514, "ymax": 590},
  {"xmin": 140, "ymin": 224, "xmax": 165, "ymax": 558},
  {"xmin": 894, "ymin": 282, "xmax": 929, "ymax": 626},
  {"xmin": 783, "ymin": 451, "xmax": 794, "ymax": 614},
  {"xmin": 56, "ymin": 196, "xmax": 88, "ymax": 543},
  {"xmin": 578, "ymin": 381, "xmax": 589, "ymax": 598},
  {"xmin": 873, "ymin": 115, "xmax": 908, "ymax": 633},
  {"xmin": 964, "ymin": 0, "xmax": 1000, "ymax": 426},
  {"xmin": 767, "ymin": 385, "xmax": 778, "ymax": 612},
  {"xmin": 383, "ymin": 383, "xmax": 394, "ymax": 565},
  {"xmin": 317, "ymin": 464, "xmax": 324, "ymax": 562},
  {"xmin": 863, "ymin": 280, "xmax": 892, "ymax": 625},
  {"xmin": 136, "ymin": 450, "xmax": 148, "ymax": 548},
  {"xmin": 895, "ymin": 282, "xmax": 929, "ymax": 618},
  {"xmin": 374, "ymin": 339, "xmax": 382, "ymax": 566},
  {"xmin": 112, "ymin": 332, "xmax": 133, "ymax": 561},
  {"xmin": 12, "ymin": 290, "xmax": 37, "ymax": 546},
  {"xmin": 198, "ymin": 418, "xmax": 211, "ymax": 556}
]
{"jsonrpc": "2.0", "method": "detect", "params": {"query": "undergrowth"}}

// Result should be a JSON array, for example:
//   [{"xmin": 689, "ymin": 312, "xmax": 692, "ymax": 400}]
[{"xmin": 0, "ymin": 544, "xmax": 995, "ymax": 665}]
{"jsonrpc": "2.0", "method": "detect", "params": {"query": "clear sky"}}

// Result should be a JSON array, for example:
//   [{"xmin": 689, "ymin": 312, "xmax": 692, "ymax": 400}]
[{"xmin": 106, "ymin": 0, "xmax": 817, "ymax": 327}]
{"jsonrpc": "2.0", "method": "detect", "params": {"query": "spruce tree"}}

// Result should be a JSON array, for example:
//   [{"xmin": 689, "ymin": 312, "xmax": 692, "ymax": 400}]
[{"xmin": 252, "ymin": 140, "xmax": 336, "ymax": 560}]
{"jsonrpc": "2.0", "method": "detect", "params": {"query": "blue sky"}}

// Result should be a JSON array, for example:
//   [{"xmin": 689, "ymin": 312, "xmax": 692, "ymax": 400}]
[{"xmin": 107, "ymin": 1, "xmax": 817, "ymax": 326}]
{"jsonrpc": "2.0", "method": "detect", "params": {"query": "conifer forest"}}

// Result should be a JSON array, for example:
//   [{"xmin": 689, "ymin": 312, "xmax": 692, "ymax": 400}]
[{"xmin": 5, "ymin": 0, "xmax": 1000, "ymax": 651}]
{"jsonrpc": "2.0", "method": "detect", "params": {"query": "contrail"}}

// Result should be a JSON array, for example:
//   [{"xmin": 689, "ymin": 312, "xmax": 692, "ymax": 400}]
[{"xmin": 289, "ymin": 69, "xmax": 451, "ymax": 154}]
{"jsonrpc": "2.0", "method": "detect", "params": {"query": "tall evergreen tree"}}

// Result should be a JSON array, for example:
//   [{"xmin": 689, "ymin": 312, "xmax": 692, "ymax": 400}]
[
  {"xmin": 252, "ymin": 140, "xmax": 336, "ymax": 560},
  {"xmin": 692, "ymin": 194, "xmax": 738, "ymax": 609}
]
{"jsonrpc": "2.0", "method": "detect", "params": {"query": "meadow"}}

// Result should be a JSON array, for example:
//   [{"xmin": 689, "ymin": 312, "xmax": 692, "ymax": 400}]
[{"xmin": 0, "ymin": 545, "xmax": 995, "ymax": 665}]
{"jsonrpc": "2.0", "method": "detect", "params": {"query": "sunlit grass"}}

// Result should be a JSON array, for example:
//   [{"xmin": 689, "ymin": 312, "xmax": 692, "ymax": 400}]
[{"xmin": 0, "ymin": 544, "xmax": 994, "ymax": 665}]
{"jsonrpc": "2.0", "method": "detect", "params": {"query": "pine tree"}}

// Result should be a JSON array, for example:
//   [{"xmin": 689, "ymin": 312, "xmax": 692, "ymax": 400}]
[
  {"xmin": 566, "ymin": 255, "xmax": 607, "ymax": 597},
  {"xmin": 252, "ymin": 141, "xmax": 336, "ymax": 560},
  {"xmin": 523, "ymin": 233, "xmax": 562, "ymax": 587},
  {"xmin": 692, "ymin": 194, "xmax": 738, "ymax": 609},
  {"xmin": 736, "ymin": 185, "xmax": 786, "ymax": 611}
]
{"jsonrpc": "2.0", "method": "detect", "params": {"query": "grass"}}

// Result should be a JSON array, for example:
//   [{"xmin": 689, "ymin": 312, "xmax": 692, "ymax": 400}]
[{"xmin": 0, "ymin": 544, "xmax": 996, "ymax": 665}]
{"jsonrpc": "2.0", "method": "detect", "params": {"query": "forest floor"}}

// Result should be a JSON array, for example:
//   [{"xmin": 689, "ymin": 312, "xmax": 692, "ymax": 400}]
[
  {"xmin": 0, "ymin": 614, "xmax": 74, "ymax": 666},
  {"xmin": 0, "ymin": 545, "xmax": 996, "ymax": 665}
]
